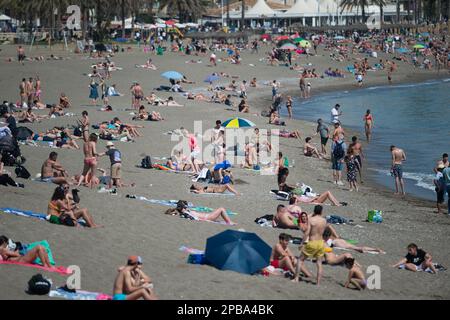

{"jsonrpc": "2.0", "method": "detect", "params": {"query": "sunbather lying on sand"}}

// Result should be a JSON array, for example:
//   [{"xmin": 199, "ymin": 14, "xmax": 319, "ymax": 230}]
[
  {"xmin": 190, "ymin": 183, "xmax": 240, "ymax": 196},
  {"xmin": 165, "ymin": 203, "xmax": 236, "ymax": 225},
  {"xmin": 323, "ymin": 227, "xmax": 384, "ymax": 254},
  {"xmin": 0, "ymin": 235, "xmax": 52, "ymax": 268}
]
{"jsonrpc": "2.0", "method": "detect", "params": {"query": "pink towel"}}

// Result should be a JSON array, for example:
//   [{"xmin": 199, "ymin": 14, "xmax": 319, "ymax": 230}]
[{"xmin": 0, "ymin": 261, "xmax": 72, "ymax": 275}]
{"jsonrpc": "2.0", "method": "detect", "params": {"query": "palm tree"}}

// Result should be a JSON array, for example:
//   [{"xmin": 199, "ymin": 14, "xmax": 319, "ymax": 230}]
[
  {"xmin": 241, "ymin": 0, "xmax": 245, "ymax": 30},
  {"xmin": 396, "ymin": 0, "xmax": 400, "ymax": 23},
  {"xmin": 159, "ymin": 0, "xmax": 206, "ymax": 22},
  {"xmin": 372, "ymin": 0, "xmax": 386, "ymax": 24},
  {"xmin": 340, "ymin": 0, "xmax": 370, "ymax": 23},
  {"xmin": 226, "ymin": 0, "xmax": 230, "ymax": 27}
]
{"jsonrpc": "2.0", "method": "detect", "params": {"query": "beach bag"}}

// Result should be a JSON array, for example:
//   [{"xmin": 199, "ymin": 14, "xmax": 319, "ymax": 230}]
[
  {"xmin": 15, "ymin": 165, "xmax": 31, "ymax": 179},
  {"xmin": 333, "ymin": 141, "xmax": 345, "ymax": 160},
  {"xmin": 367, "ymin": 210, "xmax": 383, "ymax": 223},
  {"xmin": 73, "ymin": 127, "xmax": 82, "ymax": 137},
  {"xmin": 255, "ymin": 214, "xmax": 274, "ymax": 224},
  {"xmin": 27, "ymin": 274, "xmax": 52, "ymax": 295},
  {"xmin": 187, "ymin": 254, "xmax": 205, "ymax": 265},
  {"xmin": 141, "ymin": 156, "xmax": 152, "ymax": 169}
]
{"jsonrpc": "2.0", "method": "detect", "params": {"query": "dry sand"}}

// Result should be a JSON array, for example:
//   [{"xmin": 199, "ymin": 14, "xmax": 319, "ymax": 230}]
[{"xmin": 0, "ymin": 41, "xmax": 449, "ymax": 300}]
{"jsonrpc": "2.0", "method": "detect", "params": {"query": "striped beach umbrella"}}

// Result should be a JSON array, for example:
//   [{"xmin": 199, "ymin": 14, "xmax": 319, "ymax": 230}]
[
  {"xmin": 413, "ymin": 44, "xmax": 425, "ymax": 49},
  {"xmin": 222, "ymin": 118, "xmax": 256, "ymax": 129},
  {"xmin": 279, "ymin": 43, "xmax": 298, "ymax": 51},
  {"xmin": 293, "ymin": 37, "xmax": 304, "ymax": 43},
  {"xmin": 298, "ymin": 40, "xmax": 311, "ymax": 48}
]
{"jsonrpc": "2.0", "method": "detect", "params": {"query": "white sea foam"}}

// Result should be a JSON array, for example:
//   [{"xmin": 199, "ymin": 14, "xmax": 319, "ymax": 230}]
[{"xmin": 369, "ymin": 168, "xmax": 436, "ymax": 192}]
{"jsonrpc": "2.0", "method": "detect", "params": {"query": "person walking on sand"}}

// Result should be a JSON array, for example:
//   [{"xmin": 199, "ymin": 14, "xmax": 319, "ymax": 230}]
[
  {"xmin": 348, "ymin": 136, "xmax": 364, "ymax": 183},
  {"xmin": 98, "ymin": 142, "xmax": 122, "ymax": 189},
  {"xmin": 293, "ymin": 205, "xmax": 327, "ymax": 285},
  {"xmin": 112, "ymin": 256, "xmax": 158, "ymax": 300},
  {"xmin": 330, "ymin": 104, "xmax": 342, "ymax": 124},
  {"xmin": 285, "ymin": 96, "xmax": 293, "ymax": 119},
  {"xmin": 390, "ymin": 145, "xmax": 406, "ymax": 195},
  {"xmin": 315, "ymin": 119, "xmax": 329, "ymax": 155},
  {"xmin": 363, "ymin": 109, "xmax": 373, "ymax": 143},
  {"xmin": 331, "ymin": 134, "xmax": 347, "ymax": 186},
  {"xmin": 89, "ymin": 79, "xmax": 99, "ymax": 105},
  {"xmin": 77, "ymin": 133, "xmax": 98, "ymax": 189}
]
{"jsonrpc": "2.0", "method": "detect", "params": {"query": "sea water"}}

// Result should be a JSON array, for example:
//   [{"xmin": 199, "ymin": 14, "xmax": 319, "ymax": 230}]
[{"xmin": 286, "ymin": 79, "xmax": 450, "ymax": 201}]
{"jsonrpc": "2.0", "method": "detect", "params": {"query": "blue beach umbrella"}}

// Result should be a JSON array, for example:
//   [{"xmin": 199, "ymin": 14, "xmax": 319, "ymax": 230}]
[
  {"xmin": 221, "ymin": 117, "xmax": 256, "ymax": 129},
  {"xmin": 204, "ymin": 74, "xmax": 220, "ymax": 83},
  {"xmin": 161, "ymin": 71, "xmax": 183, "ymax": 80},
  {"xmin": 205, "ymin": 230, "xmax": 271, "ymax": 275},
  {"xmin": 334, "ymin": 35, "xmax": 345, "ymax": 40}
]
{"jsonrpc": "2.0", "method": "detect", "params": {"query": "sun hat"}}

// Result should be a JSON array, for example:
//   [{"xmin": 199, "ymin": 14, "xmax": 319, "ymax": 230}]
[
  {"xmin": 106, "ymin": 141, "xmax": 115, "ymax": 147},
  {"xmin": 127, "ymin": 256, "xmax": 143, "ymax": 265}
]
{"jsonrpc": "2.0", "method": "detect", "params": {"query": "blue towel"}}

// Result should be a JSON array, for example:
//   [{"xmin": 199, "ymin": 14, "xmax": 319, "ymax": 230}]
[{"xmin": 0, "ymin": 208, "xmax": 47, "ymax": 221}]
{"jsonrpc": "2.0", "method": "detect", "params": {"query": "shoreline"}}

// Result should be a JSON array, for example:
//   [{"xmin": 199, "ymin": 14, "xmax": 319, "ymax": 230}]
[{"xmin": 246, "ymin": 73, "xmax": 448, "ymax": 211}]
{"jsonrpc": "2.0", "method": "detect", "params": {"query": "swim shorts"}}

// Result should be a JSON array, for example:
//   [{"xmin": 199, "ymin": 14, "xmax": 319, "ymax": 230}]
[
  {"xmin": 111, "ymin": 163, "xmax": 121, "ymax": 179},
  {"xmin": 392, "ymin": 164, "xmax": 403, "ymax": 178},
  {"xmin": 321, "ymin": 137, "xmax": 329, "ymax": 146},
  {"xmin": 113, "ymin": 293, "xmax": 127, "ymax": 300},
  {"xmin": 355, "ymin": 155, "xmax": 362, "ymax": 169},
  {"xmin": 436, "ymin": 189, "xmax": 445, "ymax": 204},
  {"xmin": 40, "ymin": 177, "xmax": 55, "ymax": 183},
  {"xmin": 332, "ymin": 159, "xmax": 343, "ymax": 171},
  {"xmin": 301, "ymin": 240, "xmax": 325, "ymax": 259}
]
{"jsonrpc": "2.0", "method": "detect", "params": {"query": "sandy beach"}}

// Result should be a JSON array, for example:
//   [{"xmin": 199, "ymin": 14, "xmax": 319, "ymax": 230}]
[{"xmin": 0, "ymin": 40, "xmax": 449, "ymax": 300}]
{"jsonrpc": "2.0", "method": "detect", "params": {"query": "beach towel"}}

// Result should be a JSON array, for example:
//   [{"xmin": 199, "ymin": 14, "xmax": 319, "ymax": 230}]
[
  {"xmin": 398, "ymin": 263, "xmax": 446, "ymax": 273},
  {"xmin": 125, "ymin": 195, "xmax": 238, "ymax": 216},
  {"xmin": 20, "ymin": 240, "xmax": 56, "ymax": 266},
  {"xmin": 0, "ymin": 208, "xmax": 87, "ymax": 226},
  {"xmin": 0, "ymin": 261, "xmax": 72, "ymax": 275},
  {"xmin": 49, "ymin": 288, "xmax": 112, "ymax": 300}
]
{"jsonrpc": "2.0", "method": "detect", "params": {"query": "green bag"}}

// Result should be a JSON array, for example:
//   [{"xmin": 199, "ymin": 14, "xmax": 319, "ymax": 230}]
[
  {"xmin": 367, "ymin": 210, "xmax": 383, "ymax": 223},
  {"xmin": 283, "ymin": 156, "xmax": 289, "ymax": 168}
]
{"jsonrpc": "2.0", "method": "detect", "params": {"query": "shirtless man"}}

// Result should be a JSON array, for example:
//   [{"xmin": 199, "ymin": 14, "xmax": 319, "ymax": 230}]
[
  {"xmin": 112, "ymin": 256, "xmax": 158, "ymax": 300},
  {"xmin": 332, "ymin": 121, "xmax": 345, "ymax": 141},
  {"xmin": 17, "ymin": 46, "xmax": 25, "ymax": 64},
  {"xmin": 34, "ymin": 76, "xmax": 42, "ymax": 102},
  {"xmin": 19, "ymin": 78, "xmax": 27, "ymax": 105},
  {"xmin": 270, "ymin": 233, "xmax": 313, "ymax": 278},
  {"xmin": 77, "ymin": 133, "xmax": 98, "ymax": 188},
  {"xmin": 79, "ymin": 111, "xmax": 90, "ymax": 141},
  {"xmin": 26, "ymin": 78, "xmax": 34, "ymax": 106},
  {"xmin": 348, "ymin": 136, "xmax": 364, "ymax": 183},
  {"xmin": 131, "ymin": 82, "xmax": 144, "ymax": 110},
  {"xmin": 390, "ymin": 145, "xmax": 406, "ymax": 195},
  {"xmin": 293, "ymin": 205, "xmax": 327, "ymax": 285},
  {"xmin": 272, "ymin": 204, "xmax": 300, "ymax": 230},
  {"xmin": 41, "ymin": 152, "xmax": 70, "ymax": 185}
]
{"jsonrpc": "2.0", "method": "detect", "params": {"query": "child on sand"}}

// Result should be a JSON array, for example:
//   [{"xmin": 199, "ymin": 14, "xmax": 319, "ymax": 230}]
[{"xmin": 344, "ymin": 257, "xmax": 366, "ymax": 290}]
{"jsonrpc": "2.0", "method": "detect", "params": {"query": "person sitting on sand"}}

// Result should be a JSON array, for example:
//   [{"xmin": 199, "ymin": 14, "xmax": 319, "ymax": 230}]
[
  {"xmin": 304, "ymin": 137, "xmax": 323, "ymax": 159},
  {"xmin": 49, "ymin": 104, "xmax": 65, "ymax": 117},
  {"xmin": 238, "ymin": 99, "xmax": 250, "ymax": 113},
  {"xmin": 113, "ymin": 256, "xmax": 158, "ymax": 300},
  {"xmin": 392, "ymin": 243, "xmax": 437, "ymax": 274},
  {"xmin": 0, "ymin": 235, "xmax": 52, "ymax": 268},
  {"xmin": 323, "ymin": 227, "xmax": 384, "ymax": 253},
  {"xmin": 166, "ymin": 150, "xmax": 191, "ymax": 171},
  {"xmin": 272, "ymin": 204, "xmax": 300, "ymax": 230},
  {"xmin": 344, "ymin": 257, "xmax": 367, "ymax": 290},
  {"xmin": 47, "ymin": 185, "xmax": 100, "ymax": 227},
  {"xmin": 18, "ymin": 107, "xmax": 47, "ymax": 123},
  {"xmin": 269, "ymin": 110, "xmax": 285, "ymax": 126},
  {"xmin": 270, "ymin": 233, "xmax": 312, "ymax": 278},
  {"xmin": 59, "ymin": 93, "xmax": 72, "ymax": 108},
  {"xmin": 40, "ymin": 152, "xmax": 70, "ymax": 185},
  {"xmin": 250, "ymin": 77, "xmax": 258, "ymax": 88},
  {"xmin": 165, "ymin": 202, "xmax": 235, "ymax": 225},
  {"xmin": 190, "ymin": 183, "xmax": 240, "ymax": 196}
]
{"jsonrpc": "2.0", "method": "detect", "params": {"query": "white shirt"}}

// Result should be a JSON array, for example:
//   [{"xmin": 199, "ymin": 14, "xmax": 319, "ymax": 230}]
[{"xmin": 331, "ymin": 107, "xmax": 340, "ymax": 123}]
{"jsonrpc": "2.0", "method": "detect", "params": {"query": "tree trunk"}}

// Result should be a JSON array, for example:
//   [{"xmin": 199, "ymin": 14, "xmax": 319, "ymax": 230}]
[
  {"xmin": 380, "ymin": 4, "xmax": 384, "ymax": 24},
  {"xmin": 121, "ymin": 0, "xmax": 126, "ymax": 38},
  {"xmin": 397, "ymin": 0, "xmax": 400, "ymax": 23},
  {"xmin": 407, "ymin": 1, "xmax": 411, "ymax": 22},
  {"xmin": 227, "ymin": 0, "xmax": 230, "ymax": 27},
  {"xmin": 82, "ymin": 6, "xmax": 88, "ymax": 40},
  {"xmin": 241, "ymin": 0, "xmax": 245, "ymax": 31},
  {"xmin": 361, "ymin": 4, "xmax": 365, "ymax": 24}
]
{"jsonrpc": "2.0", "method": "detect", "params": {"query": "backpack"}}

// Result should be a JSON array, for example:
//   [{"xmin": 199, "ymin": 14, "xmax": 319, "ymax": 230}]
[
  {"xmin": 73, "ymin": 127, "xmax": 82, "ymax": 137},
  {"xmin": 15, "ymin": 165, "xmax": 31, "ymax": 179},
  {"xmin": 27, "ymin": 274, "xmax": 52, "ymax": 295},
  {"xmin": 333, "ymin": 141, "xmax": 345, "ymax": 160},
  {"xmin": 141, "ymin": 156, "xmax": 152, "ymax": 169}
]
